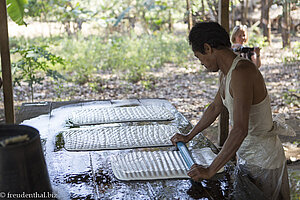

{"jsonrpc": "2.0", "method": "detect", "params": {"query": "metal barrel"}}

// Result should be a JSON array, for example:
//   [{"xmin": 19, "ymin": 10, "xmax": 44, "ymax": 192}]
[{"xmin": 0, "ymin": 125, "xmax": 52, "ymax": 194}]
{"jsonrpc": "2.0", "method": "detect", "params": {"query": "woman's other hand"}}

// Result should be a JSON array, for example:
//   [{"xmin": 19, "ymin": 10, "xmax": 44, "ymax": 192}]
[
  {"xmin": 254, "ymin": 47, "xmax": 260, "ymax": 57},
  {"xmin": 187, "ymin": 164, "xmax": 214, "ymax": 181},
  {"xmin": 170, "ymin": 133, "xmax": 191, "ymax": 146}
]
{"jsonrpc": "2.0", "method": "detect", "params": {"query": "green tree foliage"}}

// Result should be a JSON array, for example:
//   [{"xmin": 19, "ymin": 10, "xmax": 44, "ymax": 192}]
[
  {"xmin": 96, "ymin": 0, "xmax": 186, "ymax": 33},
  {"xmin": 24, "ymin": 0, "xmax": 93, "ymax": 35},
  {"xmin": 52, "ymin": 0, "xmax": 93, "ymax": 35},
  {"xmin": 11, "ymin": 46, "xmax": 65, "ymax": 101},
  {"xmin": 7, "ymin": 0, "xmax": 27, "ymax": 25},
  {"xmin": 24, "ymin": 0, "xmax": 53, "ymax": 21}
]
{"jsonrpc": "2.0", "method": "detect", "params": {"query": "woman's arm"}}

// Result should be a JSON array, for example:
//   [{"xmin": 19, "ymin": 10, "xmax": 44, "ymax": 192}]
[
  {"xmin": 187, "ymin": 63, "xmax": 254, "ymax": 180},
  {"xmin": 251, "ymin": 47, "xmax": 261, "ymax": 68},
  {"xmin": 171, "ymin": 89, "xmax": 224, "ymax": 145}
]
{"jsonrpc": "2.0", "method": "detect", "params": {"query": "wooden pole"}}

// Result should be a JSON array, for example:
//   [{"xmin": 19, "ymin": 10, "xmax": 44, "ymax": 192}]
[
  {"xmin": 218, "ymin": 0, "xmax": 229, "ymax": 147},
  {"xmin": 0, "ymin": 0, "xmax": 15, "ymax": 124},
  {"xmin": 218, "ymin": 0, "xmax": 229, "ymax": 33}
]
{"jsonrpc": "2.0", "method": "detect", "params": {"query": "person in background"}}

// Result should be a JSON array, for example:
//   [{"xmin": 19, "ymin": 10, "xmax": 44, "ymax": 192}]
[
  {"xmin": 231, "ymin": 25, "xmax": 261, "ymax": 68},
  {"xmin": 171, "ymin": 22, "xmax": 289, "ymax": 199}
]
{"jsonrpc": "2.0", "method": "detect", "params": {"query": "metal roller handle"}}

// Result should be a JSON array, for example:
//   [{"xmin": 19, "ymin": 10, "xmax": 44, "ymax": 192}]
[{"xmin": 176, "ymin": 142, "xmax": 195, "ymax": 169}]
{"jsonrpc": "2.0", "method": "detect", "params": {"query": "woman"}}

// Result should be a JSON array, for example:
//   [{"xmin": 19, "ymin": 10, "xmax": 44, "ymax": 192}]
[
  {"xmin": 231, "ymin": 25, "xmax": 261, "ymax": 68},
  {"xmin": 171, "ymin": 22, "xmax": 289, "ymax": 199}
]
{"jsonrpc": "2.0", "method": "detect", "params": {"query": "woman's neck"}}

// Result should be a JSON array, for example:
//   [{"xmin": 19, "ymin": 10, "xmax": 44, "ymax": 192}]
[{"xmin": 216, "ymin": 49, "xmax": 238, "ymax": 75}]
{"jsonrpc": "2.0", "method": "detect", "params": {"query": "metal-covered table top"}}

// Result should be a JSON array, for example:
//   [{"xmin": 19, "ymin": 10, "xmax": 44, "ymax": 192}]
[{"xmin": 19, "ymin": 99, "xmax": 233, "ymax": 200}]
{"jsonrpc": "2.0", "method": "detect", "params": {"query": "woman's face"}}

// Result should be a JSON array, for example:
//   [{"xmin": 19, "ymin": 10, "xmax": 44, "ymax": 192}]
[
  {"xmin": 235, "ymin": 30, "xmax": 246, "ymax": 45},
  {"xmin": 194, "ymin": 50, "xmax": 218, "ymax": 72}
]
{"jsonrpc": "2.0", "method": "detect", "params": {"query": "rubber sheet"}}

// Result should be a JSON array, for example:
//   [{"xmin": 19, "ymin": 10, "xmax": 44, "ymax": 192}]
[
  {"xmin": 62, "ymin": 124, "xmax": 180, "ymax": 151},
  {"xmin": 66, "ymin": 106, "xmax": 175, "ymax": 126},
  {"xmin": 111, "ymin": 147, "xmax": 224, "ymax": 181}
]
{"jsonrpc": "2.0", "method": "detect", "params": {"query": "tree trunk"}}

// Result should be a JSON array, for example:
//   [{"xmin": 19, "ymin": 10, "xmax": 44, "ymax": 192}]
[
  {"xmin": 207, "ymin": 0, "xmax": 218, "ymax": 21},
  {"xmin": 201, "ymin": 0, "xmax": 205, "ymax": 17},
  {"xmin": 261, "ymin": 0, "xmax": 273, "ymax": 43},
  {"xmin": 282, "ymin": 0, "xmax": 290, "ymax": 48},
  {"xmin": 168, "ymin": 9, "xmax": 172, "ymax": 32},
  {"xmin": 141, "ymin": 11, "xmax": 150, "ymax": 34},
  {"xmin": 186, "ymin": 0, "xmax": 193, "ymax": 31},
  {"xmin": 241, "ymin": 0, "xmax": 246, "ymax": 25},
  {"xmin": 231, "ymin": 3, "xmax": 236, "ymax": 29},
  {"xmin": 245, "ymin": 0, "xmax": 249, "ymax": 25}
]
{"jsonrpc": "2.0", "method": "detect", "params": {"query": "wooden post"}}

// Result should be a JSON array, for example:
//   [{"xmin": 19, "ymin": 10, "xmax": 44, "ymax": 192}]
[
  {"xmin": 218, "ymin": 0, "xmax": 229, "ymax": 33},
  {"xmin": 0, "ymin": 0, "xmax": 15, "ymax": 124},
  {"xmin": 218, "ymin": 0, "xmax": 229, "ymax": 147}
]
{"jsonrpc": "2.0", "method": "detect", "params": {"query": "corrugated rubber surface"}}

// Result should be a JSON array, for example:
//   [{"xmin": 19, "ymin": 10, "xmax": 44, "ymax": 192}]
[
  {"xmin": 111, "ymin": 148, "xmax": 223, "ymax": 181},
  {"xmin": 66, "ymin": 106, "xmax": 175, "ymax": 126},
  {"xmin": 62, "ymin": 125, "xmax": 179, "ymax": 151},
  {"xmin": 111, "ymin": 150, "xmax": 189, "ymax": 180}
]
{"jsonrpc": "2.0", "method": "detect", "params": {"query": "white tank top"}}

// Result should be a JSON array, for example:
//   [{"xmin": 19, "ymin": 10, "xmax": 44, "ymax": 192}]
[{"xmin": 221, "ymin": 56, "xmax": 285, "ymax": 169}]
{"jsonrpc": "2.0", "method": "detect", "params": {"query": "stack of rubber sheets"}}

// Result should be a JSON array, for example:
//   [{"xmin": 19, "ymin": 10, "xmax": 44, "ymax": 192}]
[
  {"xmin": 66, "ymin": 105, "xmax": 175, "ymax": 126},
  {"xmin": 62, "ymin": 124, "xmax": 180, "ymax": 150},
  {"xmin": 63, "ymin": 104, "xmax": 222, "ymax": 181},
  {"xmin": 111, "ymin": 147, "xmax": 223, "ymax": 181}
]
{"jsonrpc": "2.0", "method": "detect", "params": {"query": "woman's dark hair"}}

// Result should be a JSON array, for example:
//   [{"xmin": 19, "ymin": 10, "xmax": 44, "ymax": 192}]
[{"xmin": 188, "ymin": 22, "xmax": 231, "ymax": 54}]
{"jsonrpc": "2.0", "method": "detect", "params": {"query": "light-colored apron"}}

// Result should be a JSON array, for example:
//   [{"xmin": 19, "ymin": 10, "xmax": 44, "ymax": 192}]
[{"xmin": 221, "ymin": 56, "xmax": 291, "ymax": 200}]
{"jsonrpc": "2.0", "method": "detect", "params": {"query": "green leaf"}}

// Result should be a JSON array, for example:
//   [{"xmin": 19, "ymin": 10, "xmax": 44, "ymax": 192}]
[{"xmin": 7, "ymin": 0, "xmax": 28, "ymax": 25}]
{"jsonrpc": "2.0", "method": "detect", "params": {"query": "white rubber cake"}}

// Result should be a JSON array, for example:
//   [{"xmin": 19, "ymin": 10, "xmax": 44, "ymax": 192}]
[
  {"xmin": 62, "ymin": 124, "xmax": 180, "ymax": 150},
  {"xmin": 111, "ymin": 147, "xmax": 223, "ymax": 181},
  {"xmin": 66, "ymin": 106, "xmax": 175, "ymax": 126}
]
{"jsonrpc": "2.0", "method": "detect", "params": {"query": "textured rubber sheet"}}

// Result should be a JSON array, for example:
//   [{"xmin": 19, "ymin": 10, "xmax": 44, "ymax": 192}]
[
  {"xmin": 111, "ymin": 148, "xmax": 224, "ymax": 181},
  {"xmin": 66, "ymin": 106, "xmax": 175, "ymax": 126},
  {"xmin": 62, "ymin": 124, "xmax": 180, "ymax": 151}
]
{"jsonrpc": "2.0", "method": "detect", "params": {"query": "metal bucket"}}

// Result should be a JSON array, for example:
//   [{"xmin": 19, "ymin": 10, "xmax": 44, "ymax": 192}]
[{"xmin": 0, "ymin": 125, "xmax": 52, "ymax": 194}]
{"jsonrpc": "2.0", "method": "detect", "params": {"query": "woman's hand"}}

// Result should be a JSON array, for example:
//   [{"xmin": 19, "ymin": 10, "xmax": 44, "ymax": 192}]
[
  {"xmin": 187, "ymin": 164, "xmax": 214, "ymax": 181},
  {"xmin": 254, "ymin": 47, "xmax": 260, "ymax": 57},
  {"xmin": 170, "ymin": 133, "xmax": 191, "ymax": 146}
]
